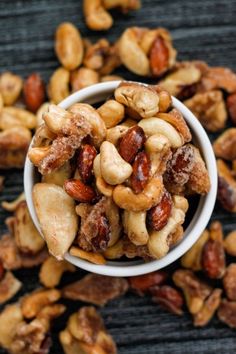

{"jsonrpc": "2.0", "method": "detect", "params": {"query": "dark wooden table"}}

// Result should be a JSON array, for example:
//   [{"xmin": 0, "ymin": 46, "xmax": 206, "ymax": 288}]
[{"xmin": 1, "ymin": 0, "xmax": 236, "ymax": 353}]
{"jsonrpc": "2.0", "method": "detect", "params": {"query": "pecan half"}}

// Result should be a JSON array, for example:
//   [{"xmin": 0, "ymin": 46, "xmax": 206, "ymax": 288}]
[
  {"xmin": 213, "ymin": 128, "xmax": 236, "ymax": 161},
  {"xmin": 217, "ymin": 159, "xmax": 236, "ymax": 212},
  {"xmin": 150, "ymin": 285, "xmax": 184, "ymax": 315},
  {"xmin": 194, "ymin": 288, "xmax": 222, "ymax": 327},
  {"xmin": 202, "ymin": 239, "xmax": 226, "ymax": 279},
  {"xmin": 218, "ymin": 299, "xmax": 236, "ymax": 328}
]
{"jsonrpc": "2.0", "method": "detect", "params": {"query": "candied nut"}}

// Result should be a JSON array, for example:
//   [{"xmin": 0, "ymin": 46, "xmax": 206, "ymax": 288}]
[
  {"xmin": 185, "ymin": 90, "xmax": 227, "ymax": 132},
  {"xmin": 218, "ymin": 299, "xmax": 236, "ymax": 328},
  {"xmin": 100, "ymin": 141, "xmax": 133, "ymax": 185},
  {"xmin": 200, "ymin": 66, "xmax": 236, "ymax": 93},
  {"xmin": 0, "ymin": 271, "xmax": 22, "ymax": 304},
  {"xmin": 147, "ymin": 190, "xmax": 172, "ymax": 231},
  {"xmin": 71, "ymin": 67, "xmax": 99, "ymax": 92},
  {"xmin": 0, "ymin": 71, "xmax": 23, "ymax": 105},
  {"xmin": 64, "ymin": 179, "xmax": 96, "ymax": 203},
  {"xmin": 148, "ymin": 196, "xmax": 188, "ymax": 259},
  {"xmin": 0, "ymin": 106, "xmax": 37, "ymax": 130},
  {"xmin": 202, "ymin": 239, "xmax": 225, "ymax": 279},
  {"xmin": 21, "ymin": 288, "xmax": 61, "ymax": 319},
  {"xmin": 223, "ymin": 264, "xmax": 236, "ymax": 300},
  {"xmin": 36, "ymin": 102, "xmax": 50, "ymax": 127},
  {"xmin": 55, "ymin": 22, "xmax": 84, "ymax": 70},
  {"xmin": 173, "ymin": 269, "xmax": 212, "ymax": 315},
  {"xmin": 93, "ymin": 154, "xmax": 114, "ymax": 197},
  {"xmin": 23, "ymin": 73, "xmax": 46, "ymax": 112},
  {"xmin": 0, "ymin": 127, "xmax": 31, "ymax": 169},
  {"xmin": 145, "ymin": 134, "xmax": 172, "ymax": 176},
  {"xmin": 152, "ymin": 86, "xmax": 171, "ymax": 112},
  {"xmin": 194, "ymin": 288, "xmax": 222, "ymax": 327},
  {"xmin": 97, "ymin": 99, "xmax": 125, "ymax": 129},
  {"xmin": 213, "ymin": 128, "xmax": 236, "ymax": 160},
  {"xmin": 149, "ymin": 36, "xmax": 169, "ymax": 77},
  {"xmin": 181, "ymin": 230, "xmax": 209, "ymax": 271},
  {"xmin": 138, "ymin": 118, "xmax": 183, "ymax": 148},
  {"xmin": 39, "ymin": 256, "xmax": 75, "ymax": 288},
  {"xmin": 119, "ymin": 125, "xmax": 146, "ymax": 163},
  {"xmin": 128, "ymin": 271, "xmax": 167, "ymax": 295},
  {"xmin": 105, "ymin": 197, "xmax": 122, "ymax": 246},
  {"xmin": 217, "ymin": 159, "xmax": 236, "ymax": 212},
  {"xmin": 42, "ymin": 161, "xmax": 71, "ymax": 186},
  {"xmin": 62, "ymin": 273, "xmax": 128, "ymax": 305},
  {"xmin": 77, "ymin": 144, "xmax": 97, "ymax": 184},
  {"xmin": 0, "ymin": 303, "xmax": 23, "ymax": 349},
  {"xmin": 224, "ymin": 231, "xmax": 236, "ymax": 256},
  {"xmin": 227, "ymin": 92, "xmax": 236, "ymax": 125},
  {"xmin": 32, "ymin": 123, "xmax": 56, "ymax": 147},
  {"xmin": 151, "ymin": 285, "xmax": 184, "ymax": 315},
  {"xmin": 69, "ymin": 246, "xmax": 106, "ymax": 265},
  {"xmin": 130, "ymin": 151, "xmax": 150, "ymax": 194},
  {"xmin": 33, "ymin": 183, "xmax": 78, "ymax": 260},
  {"xmin": 123, "ymin": 210, "xmax": 149, "ymax": 245},
  {"xmin": 48, "ymin": 67, "xmax": 70, "ymax": 104},
  {"xmin": 1, "ymin": 192, "xmax": 25, "ymax": 212},
  {"xmin": 113, "ymin": 175, "xmax": 163, "ymax": 211},
  {"xmin": 115, "ymin": 82, "xmax": 159, "ymax": 118},
  {"xmin": 83, "ymin": 0, "xmax": 113, "ymax": 30}
]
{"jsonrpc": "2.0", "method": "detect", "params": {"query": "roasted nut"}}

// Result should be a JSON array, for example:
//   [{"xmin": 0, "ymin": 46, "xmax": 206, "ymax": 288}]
[
  {"xmin": 69, "ymin": 246, "xmax": 106, "ymax": 265},
  {"xmin": 0, "ymin": 303, "xmax": 23, "ymax": 349},
  {"xmin": 23, "ymin": 73, "xmax": 46, "ymax": 112},
  {"xmin": 223, "ymin": 264, "xmax": 236, "ymax": 301},
  {"xmin": 145, "ymin": 134, "xmax": 171, "ymax": 176},
  {"xmin": 217, "ymin": 159, "xmax": 236, "ymax": 212},
  {"xmin": 100, "ymin": 74, "xmax": 123, "ymax": 82},
  {"xmin": 62, "ymin": 273, "xmax": 128, "ymax": 305},
  {"xmin": 202, "ymin": 238, "xmax": 225, "ymax": 279},
  {"xmin": 71, "ymin": 67, "xmax": 99, "ymax": 92},
  {"xmin": 55, "ymin": 22, "xmax": 84, "ymax": 70},
  {"xmin": 105, "ymin": 197, "xmax": 122, "ymax": 246},
  {"xmin": 42, "ymin": 161, "xmax": 71, "ymax": 186},
  {"xmin": 147, "ymin": 190, "xmax": 172, "ymax": 231},
  {"xmin": 0, "ymin": 271, "xmax": 22, "ymax": 304},
  {"xmin": 83, "ymin": 0, "xmax": 113, "ymax": 30},
  {"xmin": 32, "ymin": 123, "xmax": 56, "ymax": 147},
  {"xmin": 209, "ymin": 220, "xmax": 224, "ymax": 242},
  {"xmin": 151, "ymin": 285, "xmax": 184, "ymax": 315},
  {"xmin": 149, "ymin": 36, "xmax": 169, "ymax": 76},
  {"xmin": 0, "ymin": 106, "xmax": 37, "ymax": 130},
  {"xmin": 130, "ymin": 151, "xmax": 150, "ymax": 194},
  {"xmin": 115, "ymin": 82, "xmax": 159, "ymax": 118},
  {"xmin": 227, "ymin": 92, "xmax": 236, "ymax": 125},
  {"xmin": 36, "ymin": 102, "xmax": 50, "ymax": 127},
  {"xmin": 100, "ymin": 141, "xmax": 133, "ymax": 185},
  {"xmin": 1, "ymin": 192, "xmax": 25, "ymax": 212},
  {"xmin": 39, "ymin": 256, "xmax": 75, "ymax": 288},
  {"xmin": 184, "ymin": 90, "xmax": 227, "ymax": 132},
  {"xmin": 218, "ymin": 299, "xmax": 236, "ymax": 328},
  {"xmin": 106, "ymin": 125, "xmax": 128, "ymax": 146},
  {"xmin": 119, "ymin": 125, "xmax": 145, "ymax": 163},
  {"xmin": 0, "ymin": 175, "xmax": 4, "ymax": 193},
  {"xmin": 0, "ymin": 71, "xmax": 23, "ymax": 105},
  {"xmin": 21, "ymin": 288, "xmax": 61, "ymax": 319},
  {"xmin": 224, "ymin": 231, "xmax": 236, "ymax": 256},
  {"xmin": 97, "ymin": 99, "xmax": 125, "ymax": 128},
  {"xmin": 181, "ymin": 230, "xmax": 209, "ymax": 271},
  {"xmin": 128, "ymin": 271, "xmax": 167, "ymax": 295},
  {"xmin": 48, "ymin": 67, "xmax": 70, "ymax": 104},
  {"xmin": 194, "ymin": 288, "xmax": 222, "ymax": 327},
  {"xmin": 213, "ymin": 128, "xmax": 236, "ymax": 160},
  {"xmin": 113, "ymin": 175, "xmax": 163, "ymax": 211},
  {"xmin": 103, "ymin": 0, "xmax": 140, "ymax": 12},
  {"xmin": 93, "ymin": 154, "xmax": 114, "ymax": 197},
  {"xmin": 173, "ymin": 269, "xmax": 212, "ymax": 315},
  {"xmin": 33, "ymin": 183, "xmax": 78, "ymax": 260},
  {"xmin": 77, "ymin": 144, "xmax": 97, "ymax": 184},
  {"xmin": 152, "ymin": 86, "xmax": 172, "ymax": 112},
  {"xmin": 123, "ymin": 210, "xmax": 149, "ymax": 245},
  {"xmin": 199, "ymin": 66, "xmax": 236, "ymax": 93}
]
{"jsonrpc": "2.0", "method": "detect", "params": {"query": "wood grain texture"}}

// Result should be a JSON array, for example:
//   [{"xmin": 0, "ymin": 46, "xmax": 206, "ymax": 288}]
[{"xmin": 0, "ymin": 0, "xmax": 236, "ymax": 353}]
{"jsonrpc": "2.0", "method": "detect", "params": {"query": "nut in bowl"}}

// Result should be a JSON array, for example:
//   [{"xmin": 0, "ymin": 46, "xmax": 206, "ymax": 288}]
[{"xmin": 24, "ymin": 81, "xmax": 217, "ymax": 277}]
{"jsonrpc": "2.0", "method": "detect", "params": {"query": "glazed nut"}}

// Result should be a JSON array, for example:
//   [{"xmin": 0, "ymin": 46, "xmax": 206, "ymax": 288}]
[
  {"xmin": 223, "ymin": 264, "xmax": 236, "ymax": 300},
  {"xmin": 77, "ymin": 144, "xmax": 97, "ymax": 184},
  {"xmin": 181, "ymin": 230, "xmax": 209, "ymax": 271},
  {"xmin": 23, "ymin": 73, "xmax": 46, "ymax": 113},
  {"xmin": 0, "ymin": 106, "xmax": 37, "ymax": 130},
  {"xmin": 119, "ymin": 125, "xmax": 146, "ymax": 163},
  {"xmin": 106, "ymin": 125, "xmax": 129, "ymax": 146},
  {"xmin": 55, "ymin": 22, "xmax": 84, "ymax": 70},
  {"xmin": 69, "ymin": 246, "xmax": 106, "ymax": 265},
  {"xmin": 64, "ymin": 179, "xmax": 96, "ymax": 202},
  {"xmin": 123, "ymin": 210, "xmax": 149, "ymax": 245},
  {"xmin": 217, "ymin": 159, "xmax": 236, "ymax": 212},
  {"xmin": 224, "ymin": 231, "xmax": 236, "ymax": 256},
  {"xmin": 21, "ymin": 288, "xmax": 61, "ymax": 319},
  {"xmin": 0, "ymin": 303, "xmax": 23, "ymax": 350},
  {"xmin": 145, "ymin": 134, "xmax": 171, "ymax": 176},
  {"xmin": 194, "ymin": 288, "xmax": 222, "ymax": 327},
  {"xmin": 28, "ymin": 146, "xmax": 50, "ymax": 166},
  {"xmin": 39, "ymin": 256, "xmax": 75, "ymax": 288},
  {"xmin": 70, "ymin": 67, "xmax": 99, "ymax": 92},
  {"xmin": 97, "ymin": 99, "xmax": 125, "ymax": 128},
  {"xmin": 151, "ymin": 285, "xmax": 184, "ymax": 315},
  {"xmin": 83, "ymin": 0, "xmax": 113, "ymax": 31},
  {"xmin": 200, "ymin": 66, "xmax": 236, "ymax": 93},
  {"xmin": 115, "ymin": 82, "xmax": 159, "ymax": 118},
  {"xmin": 213, "ymin": 128, "xmax": 236, "ymax": 160},
  {"xmin": 35, "ymin": 102, "xmax": 50, "ymax": 127},
  {"xmin": 0, "ymin": 71, "xmax": 23, "ymax": 105},
  {"xmin": 100, "ymin": 141, "xmax": 133, "ymax": 185},
  {"xmin": 202, "ymin": 238, "xmax": 226, "ymax": 279},
  {"xmin": 147, "ymin": 190, "xmax": 172, "ymax": 231},
  {"xmin": 130, "ymin": 151, "xmax": 150, "ymax": 194},
  {"xmin": 227, "ymin": 92, "xmax": 236, "ymax": 125},
  {"xmin": 218, "ymin": 299, "xmax": 236, "ymax": 328},
  {"xmin": 0, "ymin": 271, "xmax": 22, "ymax": 304},
  {"xmin": 128, "ymin": 271, "xmax": 167, "ymax": 295},
  {"xmin": 47, "ymin": 67, "xmax": 70, "ymax": 104}
]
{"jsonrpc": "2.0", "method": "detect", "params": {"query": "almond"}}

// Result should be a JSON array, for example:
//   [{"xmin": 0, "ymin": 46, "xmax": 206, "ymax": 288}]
[
  {"xmin": 128, "ymin": 271, "xmax": 167, "ymax": 295},
  {"xmin": 77, "ymin": 144, "xmax": 97, "ymax": 184},
  {"xmin": 23, "ymin": 73, "xmax": 46, "ymax": 112},
  {"xmin": 150, "ymin": 36, "xmax": 169, "ymax": 77},
  {"xmin": 130, "ymin": 151, "xmax": 150, "ymax": 194},
  {"xmin": 119, "ymin": 125, "xmax": 145, "ymax": 163},
  {"xmin": 64, "ymin": 179, "xmax": 96, "ymax": 203},
  {"xmin": 147, "ymin": 190, "xmax": 172, "ymax": 231}
]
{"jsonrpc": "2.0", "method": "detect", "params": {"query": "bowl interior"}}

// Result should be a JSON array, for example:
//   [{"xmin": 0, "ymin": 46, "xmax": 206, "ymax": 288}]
[{"xmin": 24, "ymin": 81, "xmax": 217, "ymax": 277}]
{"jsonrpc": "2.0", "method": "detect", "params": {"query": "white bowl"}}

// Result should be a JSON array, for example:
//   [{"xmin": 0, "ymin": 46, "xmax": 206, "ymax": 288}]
[{"xmin": 24, "ymin": 81, "xmax": 217, "ymax": 277}]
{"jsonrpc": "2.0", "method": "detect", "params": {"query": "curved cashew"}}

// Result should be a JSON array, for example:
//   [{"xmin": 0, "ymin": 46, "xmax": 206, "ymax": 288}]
[
  {"xmin": 106, "ymin": 125, "xmax": 128, "ymax": 145},
  {"xmin": 138, "ymin": 118, "xmax": 183, "ymax": 148},
  {"xmin": 100, "ymin": 141, "xmax": 132, "ymax": 185},
  {"xmin": 83, "ymin": 0, "xmax": 113, "ymax": 31},
  {"xmin": 97, "ymin": 99, "xmax": 125, "ymax": 128},
  {"xmin": 43, "ymin": 104, "xmax": 72, "ymax": 134},
  {"xmin": 36, "ymin": 102, "xmax": 50, "ymax": 127},
  {"xmin": 28, "ymin": 146, "xmax": 50, "ymax": 166},
  {"xmin": 120, "ymin": 118, "xmax": 137, "ymax": 127},
  {"xmin": 105, "ymin": 198, "xmax": 122, "ymax": 246},
  {"xmin": 33, "ymin": 124, "xmax": 56, "ymax": 148},
  {"xmin": 115, "ymin": 82, "xmax": 159, "ymax": 118},
  {"xmin": 68, "ymin": 103, "xmax": 106, "ymax": 147},
  {"xmin": 48, "ymin": 67, "xmax": 70, "ymax": 104},
  {"xmin": 145, "ymin": 134, "xmax": 171, "ymax": 176},
  {"xmin": 113, "ymin": 175, "xmax": 163, "ymax": 211},
  {"xmin": 0, "ymin": 107, "xmax": 36, "ymax": 130},
  {"xmin": 148, "ymin": 195, "xmax": 188, "ymax": 259},
  {"xmin": 93, "ymin": 154, "xmax": 114, "ymax": 197},
  {"xmin": 123, "ymin": 210, "xmax": 149, "ymax": 245}
]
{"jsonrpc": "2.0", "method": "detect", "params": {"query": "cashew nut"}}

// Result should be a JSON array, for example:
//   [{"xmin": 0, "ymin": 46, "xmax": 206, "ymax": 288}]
[
  {"xmin": 70, "ymin": 67, "xmax": 99, "ymax": 92},
  {"xmin": 106, "ymin": 125, "xmax": 129, "ymax": 145},
  {"xmin": 0, "ymin": 107, "xmax": 36, "ymax": 130},
  {"xmin": 115, "ymin": 82, "xmax": 159, "ymax": 118},
  {"xmin": 93, "ymin": 154, "xmax": 114, "ymax": 197},
  {"xmin": 145, "ymin": 134, "xmax": 171, "ymax": 176},
  {"xmin": 28, "ymin": 146, "xmax": 50, "ymax": 166},
  {"xmin": 100, "ymin": 141, "xmax": 132, "ymax": 185},
  {"xmin": 0, "ymin": 71, "xmax": 23, "ymax": 106},
  {"xmin": 36, "ymin": 102, "xmax": 50, "ymax": 127},
  {"xmin": 123, "ymin": 210, "xmax": 149, "ymax": 245},
  {"xmin": 83, "ymin": 0, "xmax": 113, "ymax": 31},
  {"xmin": 48, "ymin": 67, "xmax": 70, "ymax": 104},
  {"xmin": 138, "ymin": 118, "xmax": 184, "ymax": 148},
  {"xmin": 43, "ymin": 104, "xmax": 72, "ymax": 134},
  {"xmin": 97, "ymin": 99, "xmax": 125, "ymax": 128},
  {"xmin": 42, "ymin": 161, "xmax": 71, "ymax": 187},
  {"xmin": 113, "ymin": 175, "xmax": 163, "ymax": 211}
]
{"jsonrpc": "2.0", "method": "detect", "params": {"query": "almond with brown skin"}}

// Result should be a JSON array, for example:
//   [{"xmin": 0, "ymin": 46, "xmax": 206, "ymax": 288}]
[
  {"xmin": 128, "ymin": 271, "xmax": 167, "ymax": 295},
  {"xmin": 119, "ymin": 126, "xmax": 145, "ymax": 163},
  {"xmin": 64, "ymin": 179, "xmax": 96, "ymax": 203},
  {"xmin": 150, "ymin": 36, "xmax": 169, "ymax": 77},
  {"xmin": 77, "ymin": 144, "xmax": 97, "ymax": 184},
  {"xmin": 130, "ymin": 151, "xmax": 150, "ymax": 194},
  {"xmin": 147, "ymin": 190, "xmax": 172, "ymax": 231},
  {"xmin": 23, "ymin": 73, "xmax": 46, "ymax": 112}
]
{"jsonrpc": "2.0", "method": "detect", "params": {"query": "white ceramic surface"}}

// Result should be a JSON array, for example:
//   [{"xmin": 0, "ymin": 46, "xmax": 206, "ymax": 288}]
[{"xmin": 24, "ymin": 81, "xmax": 217, "ymax": 277}]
